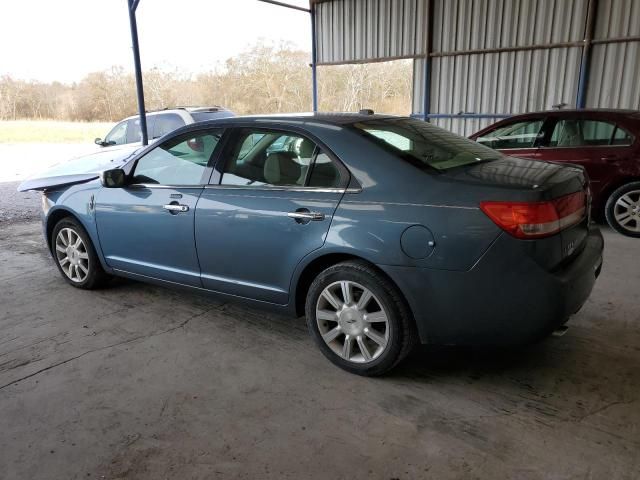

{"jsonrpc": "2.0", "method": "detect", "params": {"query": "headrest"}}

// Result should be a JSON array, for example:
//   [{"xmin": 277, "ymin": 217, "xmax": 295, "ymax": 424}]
[
  {"xmin": 264, "ymin": 153, "xmax": 302, "ymax": 185},
  {"xmin": 298, "ymin": 139, "xmax": 316, "ymax": 158}
]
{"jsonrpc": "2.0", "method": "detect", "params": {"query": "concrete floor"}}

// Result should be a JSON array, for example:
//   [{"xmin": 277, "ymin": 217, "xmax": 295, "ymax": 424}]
[{"xmin": 0, "ymin": 221, "xmax": 638, "ymax": 480}]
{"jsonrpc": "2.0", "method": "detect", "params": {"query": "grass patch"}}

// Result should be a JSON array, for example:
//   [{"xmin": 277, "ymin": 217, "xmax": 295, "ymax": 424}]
[{"xmin": 0, "ymin": 120, "xmax": 114, "ymax": 143}]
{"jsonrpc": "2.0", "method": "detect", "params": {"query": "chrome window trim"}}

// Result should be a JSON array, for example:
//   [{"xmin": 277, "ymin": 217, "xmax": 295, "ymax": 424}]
[
  {"xmin": 125, "ymin": 184, "xmax": 362, "ymax": 194},
  {"xmin": 127, "ymin": 183, "xmax": 205, "ymax": 190},
  {"xmin": 538, "ymin": 143, "xmax": 633, "ymax": 150},
  {"xmin": 203, "ymin": 184, "xmax": 361, "ymax": 194}
]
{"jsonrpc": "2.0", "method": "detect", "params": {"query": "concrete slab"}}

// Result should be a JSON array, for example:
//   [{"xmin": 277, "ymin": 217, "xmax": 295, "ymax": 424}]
[{"xmin": 0, "ymin": 222, "xmax": 638, "ymax": 479}]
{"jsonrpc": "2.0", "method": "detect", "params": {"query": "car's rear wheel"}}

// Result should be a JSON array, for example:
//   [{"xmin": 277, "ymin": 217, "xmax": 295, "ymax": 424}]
[
  {"xmin": 51, "ymin": 217, "xmax": 110, "ymax": 289},
  {"xmin": 605, "ymin": 181, "xmax": 640, "ymax": 237},
  {"xmin": 305, "ymin": 260, "xmax": 416, "ymax": 376}
]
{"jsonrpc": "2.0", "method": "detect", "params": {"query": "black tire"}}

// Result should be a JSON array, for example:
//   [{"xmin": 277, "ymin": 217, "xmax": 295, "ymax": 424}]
[
  {"xmin": 305, "ymin": 260, "xmax": 417, "ymax": 376},
  {"xmin": 604, "ymin": 181, "xmax": 640, "ymax": 238},
  {"xmin": 51, "ymin": 217, "xmax": 111, "ymax": 289}
]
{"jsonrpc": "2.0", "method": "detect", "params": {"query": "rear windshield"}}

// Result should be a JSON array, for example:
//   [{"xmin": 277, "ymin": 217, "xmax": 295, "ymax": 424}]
[{"xmin": 353, "ymin": 118, "xmax": 503, "ymax": 171}]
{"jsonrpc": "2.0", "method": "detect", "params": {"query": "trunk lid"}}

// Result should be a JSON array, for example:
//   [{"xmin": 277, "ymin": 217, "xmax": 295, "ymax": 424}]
[{"xmin": 442, "ymin": 156, "xmax": 591, "ymax": 269}]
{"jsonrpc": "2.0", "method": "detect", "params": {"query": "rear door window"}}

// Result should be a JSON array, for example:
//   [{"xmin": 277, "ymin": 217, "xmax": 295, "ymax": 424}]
[
  {"xmin": 152, "ymin": 113, "xmax": 185, "ymax": 139},
  {"xmin": 476, "ymin": 120, "xmax": 544, "ymax": 149},
  {"xmin": 548, "ymin": 119, "xmax": 633, "ymax": 147},
  {"xmin": 219, "ymin": 129, "xmax": 344, "ymax": 188}
]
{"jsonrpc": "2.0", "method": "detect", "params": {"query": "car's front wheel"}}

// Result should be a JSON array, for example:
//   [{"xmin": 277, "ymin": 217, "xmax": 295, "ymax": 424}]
[
  {"xmin": 51, "ymin": 217, "xmax": 110, "ymax": 289},
  {"xmin": 305, "ymin": 260, "xmax": 416, "ymax": 376},
  {"xmin": 605, "ymin": 181, "xmax": 640, "ymax": 237}
]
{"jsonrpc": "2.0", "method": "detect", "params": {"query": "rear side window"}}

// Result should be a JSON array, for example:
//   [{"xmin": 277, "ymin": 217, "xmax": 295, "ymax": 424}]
[
  {"xmin": 354, "ymin": 118, "xmax": 502, "ymax": 171},
  {"xmin": 153, "ymin": 113, "xmax": 185, "ymax": 139},
  {"xmin": 548, "ymin": 119, "xmax": 633, "ymax": 147},
  {"xmin": 612, "ymin": 126, "xmax": 633, "ymax": 145},
  {"xmin": 308, "ymin": 152, "xmax": 341, "ymax": 188},
  {"xmin": 476, "ymin": 120, "xmax": 544, "ymax": 149}
]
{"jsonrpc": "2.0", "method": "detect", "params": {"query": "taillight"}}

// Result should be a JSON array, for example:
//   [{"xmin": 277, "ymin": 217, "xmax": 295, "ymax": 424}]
[{"xmin": 480, "ymin": 191, "xmax": 586, "ymax": 239}]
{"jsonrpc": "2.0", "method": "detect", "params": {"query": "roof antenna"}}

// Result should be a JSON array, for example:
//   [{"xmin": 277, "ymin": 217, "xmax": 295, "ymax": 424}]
[
  {"xmin": 552, "ymin": 102, "xmax": 568, "ymax": 110},
  {"xmin": 359, "ymin": 109, "xmax": 375, "ymax": 115}
]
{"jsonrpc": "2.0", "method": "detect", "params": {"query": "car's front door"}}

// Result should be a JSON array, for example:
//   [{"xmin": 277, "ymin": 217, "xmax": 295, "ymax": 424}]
[
  {"xmin": 474, "ymin": 117, "xmax": 547, "ymax": 159},
  {"xmin": 96, "ymin": 129, "xmax": 224, "ymax": 286},
  {"xmin": 195, "ymin": 127, "xmax": 348, "ymax": 304},
  {"xmin": 537, "ymin": 115, "xmax": 635, "ymax": 200}
]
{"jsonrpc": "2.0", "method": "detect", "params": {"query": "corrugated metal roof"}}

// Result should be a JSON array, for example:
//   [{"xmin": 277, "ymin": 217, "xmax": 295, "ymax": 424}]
[{"xmin": 315, "ymin": 0, "xmax": 429, "ymax": 65}]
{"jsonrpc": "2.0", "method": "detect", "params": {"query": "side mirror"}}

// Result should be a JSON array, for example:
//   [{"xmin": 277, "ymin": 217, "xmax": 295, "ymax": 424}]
[
  {"xmin": 100, "ymin": 168, "xmax": 126, "ymax": 188},
  {"xmin": 95, "ymin": 137, "xmax": 105, "ymax": 146}
]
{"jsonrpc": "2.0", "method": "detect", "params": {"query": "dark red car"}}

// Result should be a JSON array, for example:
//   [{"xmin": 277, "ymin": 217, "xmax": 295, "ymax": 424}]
[{"xmin": 470, "ymin": 109, "xmax": 640, "ymax": 237}]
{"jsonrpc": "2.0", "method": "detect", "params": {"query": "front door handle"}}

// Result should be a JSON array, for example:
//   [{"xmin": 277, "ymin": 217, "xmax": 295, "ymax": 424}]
[
  {"xmin": 601, "ymin": 155, "xmax": 619, "ymax": 162},
  {"xmin": 163, "ymin": 203, "xmax": 189, "ymax": 213},
  {"xmin": 287, "ymin": 210, "xmax": 325, "ymax": 223}
]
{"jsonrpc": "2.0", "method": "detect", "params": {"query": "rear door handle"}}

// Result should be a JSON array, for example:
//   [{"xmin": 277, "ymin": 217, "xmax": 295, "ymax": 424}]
[
  {"xmin": 601, "ymin": 155, "xmax": 619, "ymax": 162},
  {"xmin": 287, "ymin": 211, "xmax": 325, "ymax": 222},
  {"xmin": 163, "ymin": 204, "xmax": 189, "ymax": 213}
]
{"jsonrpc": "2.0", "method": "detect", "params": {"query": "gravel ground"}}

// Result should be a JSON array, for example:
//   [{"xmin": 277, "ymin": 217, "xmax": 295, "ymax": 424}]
[{"xmin": 0, "ymin": 181, "xmax": 41, "ymax": 224}]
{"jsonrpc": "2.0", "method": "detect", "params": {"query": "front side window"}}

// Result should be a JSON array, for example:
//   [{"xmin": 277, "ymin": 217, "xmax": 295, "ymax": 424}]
[
  {"xmin": 476, "ymin": 120, "xmax": 544, "ymax": 149},
  {"xmin": 105, "ymin": 121, "xmax": 128, "ymax": 145},
  {"xmin": 549, "ymin": 119, "xmax": 633, "ymax": 147},
  {"xmin": 132, "ymin": 130, "xmax": 223, "ymax": 185},
  {"xmin": 153, "ymin": 113, "xmax": 185, "ymax": 139},
  {"xmin": 354, "ymin": 118, "xmax": 502, "ymax": 171}
]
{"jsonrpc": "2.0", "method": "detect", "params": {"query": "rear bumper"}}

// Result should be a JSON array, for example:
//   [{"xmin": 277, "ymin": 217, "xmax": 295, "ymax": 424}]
[{"xmin": 380, "ymin": 228, "xmax": 604, "ymax": 346}]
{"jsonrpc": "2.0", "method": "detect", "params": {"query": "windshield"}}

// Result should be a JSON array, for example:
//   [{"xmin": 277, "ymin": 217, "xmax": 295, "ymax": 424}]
[{"xmin": 353, "ymin": 118, "xmax": 503, "ymax": 171}]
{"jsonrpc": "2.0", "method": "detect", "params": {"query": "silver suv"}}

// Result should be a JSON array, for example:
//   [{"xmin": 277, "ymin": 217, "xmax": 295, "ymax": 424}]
[{"xmin": 94, "ymin": 106, "xmax": 234, "ymax": 147}]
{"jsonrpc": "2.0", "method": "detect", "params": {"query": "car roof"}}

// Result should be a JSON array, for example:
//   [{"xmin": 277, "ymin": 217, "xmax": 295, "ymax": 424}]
[
  {"xmin": 120, "ymin": 106, "xmax": 231, "ymax": 121},
  {"xmin": 508, "ymin": 108, "xmax": 640, "ymax": 118},
  {"xmin": 189, "ymin": 112, "xmax": 399, "ymax": 127}
]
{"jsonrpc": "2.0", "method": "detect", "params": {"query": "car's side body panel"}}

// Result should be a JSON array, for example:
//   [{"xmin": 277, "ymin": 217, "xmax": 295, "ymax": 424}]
[
  {"xmin": 195, "ymin": 187, "xmax": 344, "ymax": 304},
  {"xmin": 95, "ymin": 186, "xmax": 204, "ymax": 287}
]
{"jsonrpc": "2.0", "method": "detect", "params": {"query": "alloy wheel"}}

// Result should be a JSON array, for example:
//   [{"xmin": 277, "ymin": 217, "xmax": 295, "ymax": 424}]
[
  {"xmin": 613, "ymin": 189, "xmax": 640, "ymax": 233},
  {"xmin": 316, "ymin": 280, "xmax": 389, "ymax": 363},
  {"xmin": 55, "ymin": 227, "xmax": 90, "ymax": 283}
]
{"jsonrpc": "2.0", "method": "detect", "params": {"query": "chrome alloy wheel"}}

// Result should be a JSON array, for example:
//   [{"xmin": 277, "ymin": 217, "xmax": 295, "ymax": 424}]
[
  {"xmin": 613, "ymin": 189, "xmax": 640, "ymax": 233},
  {"xmin": 316, "ymin": 281, "xmax": 389, "ymax": 363},
  {"xmin": 54, "ymin": 227, "xmax": 90, "ymax": 283}
]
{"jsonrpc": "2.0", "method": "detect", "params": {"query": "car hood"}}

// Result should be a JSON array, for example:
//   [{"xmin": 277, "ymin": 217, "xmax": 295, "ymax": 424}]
[{"xmin": 17, "ymin": 144, "xmax": 142, "ymax": 192}]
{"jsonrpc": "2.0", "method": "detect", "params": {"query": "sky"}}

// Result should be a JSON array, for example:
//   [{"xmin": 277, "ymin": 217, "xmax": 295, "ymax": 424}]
[{"xmin": 0, "ymin": 0, "xmax": 311, "ymax": 83}]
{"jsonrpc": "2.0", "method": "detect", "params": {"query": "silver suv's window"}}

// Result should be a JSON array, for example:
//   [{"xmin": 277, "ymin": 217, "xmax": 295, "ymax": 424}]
[
  {"xmin": 152, "ymin": 113, "xmax": 185, "ymax": 139},
  {"xmin": 104, "ymin": 121, "xmax": 128, "ymax": 145}
]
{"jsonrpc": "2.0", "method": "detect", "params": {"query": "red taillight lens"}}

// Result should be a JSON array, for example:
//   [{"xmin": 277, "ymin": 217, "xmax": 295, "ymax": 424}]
[{"xmin": 480, "ymin": 191, "xmax": 586, "ymax": 239}]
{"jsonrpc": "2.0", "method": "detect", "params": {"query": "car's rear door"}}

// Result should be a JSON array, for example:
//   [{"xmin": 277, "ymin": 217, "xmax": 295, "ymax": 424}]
[
  {"xmin": 473, "ymin": 116, "xmax": 548, "ymax": 159},
  {"xmin": 537, "ymin": 113, "xmax": 635, "ymax": 200},
  {"xmin": 95, "ymin": 128, "xmax": 224, "ymax": 286},
  {"xmin": 195, "ymin": 126, "xmax": 348, "ymax": 304}
]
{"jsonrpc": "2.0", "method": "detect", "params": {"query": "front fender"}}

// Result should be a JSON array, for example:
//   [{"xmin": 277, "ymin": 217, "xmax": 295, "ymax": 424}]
[{"xmin": 44, "ymin": 183, "xmax": 113, "ymax": 273}]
